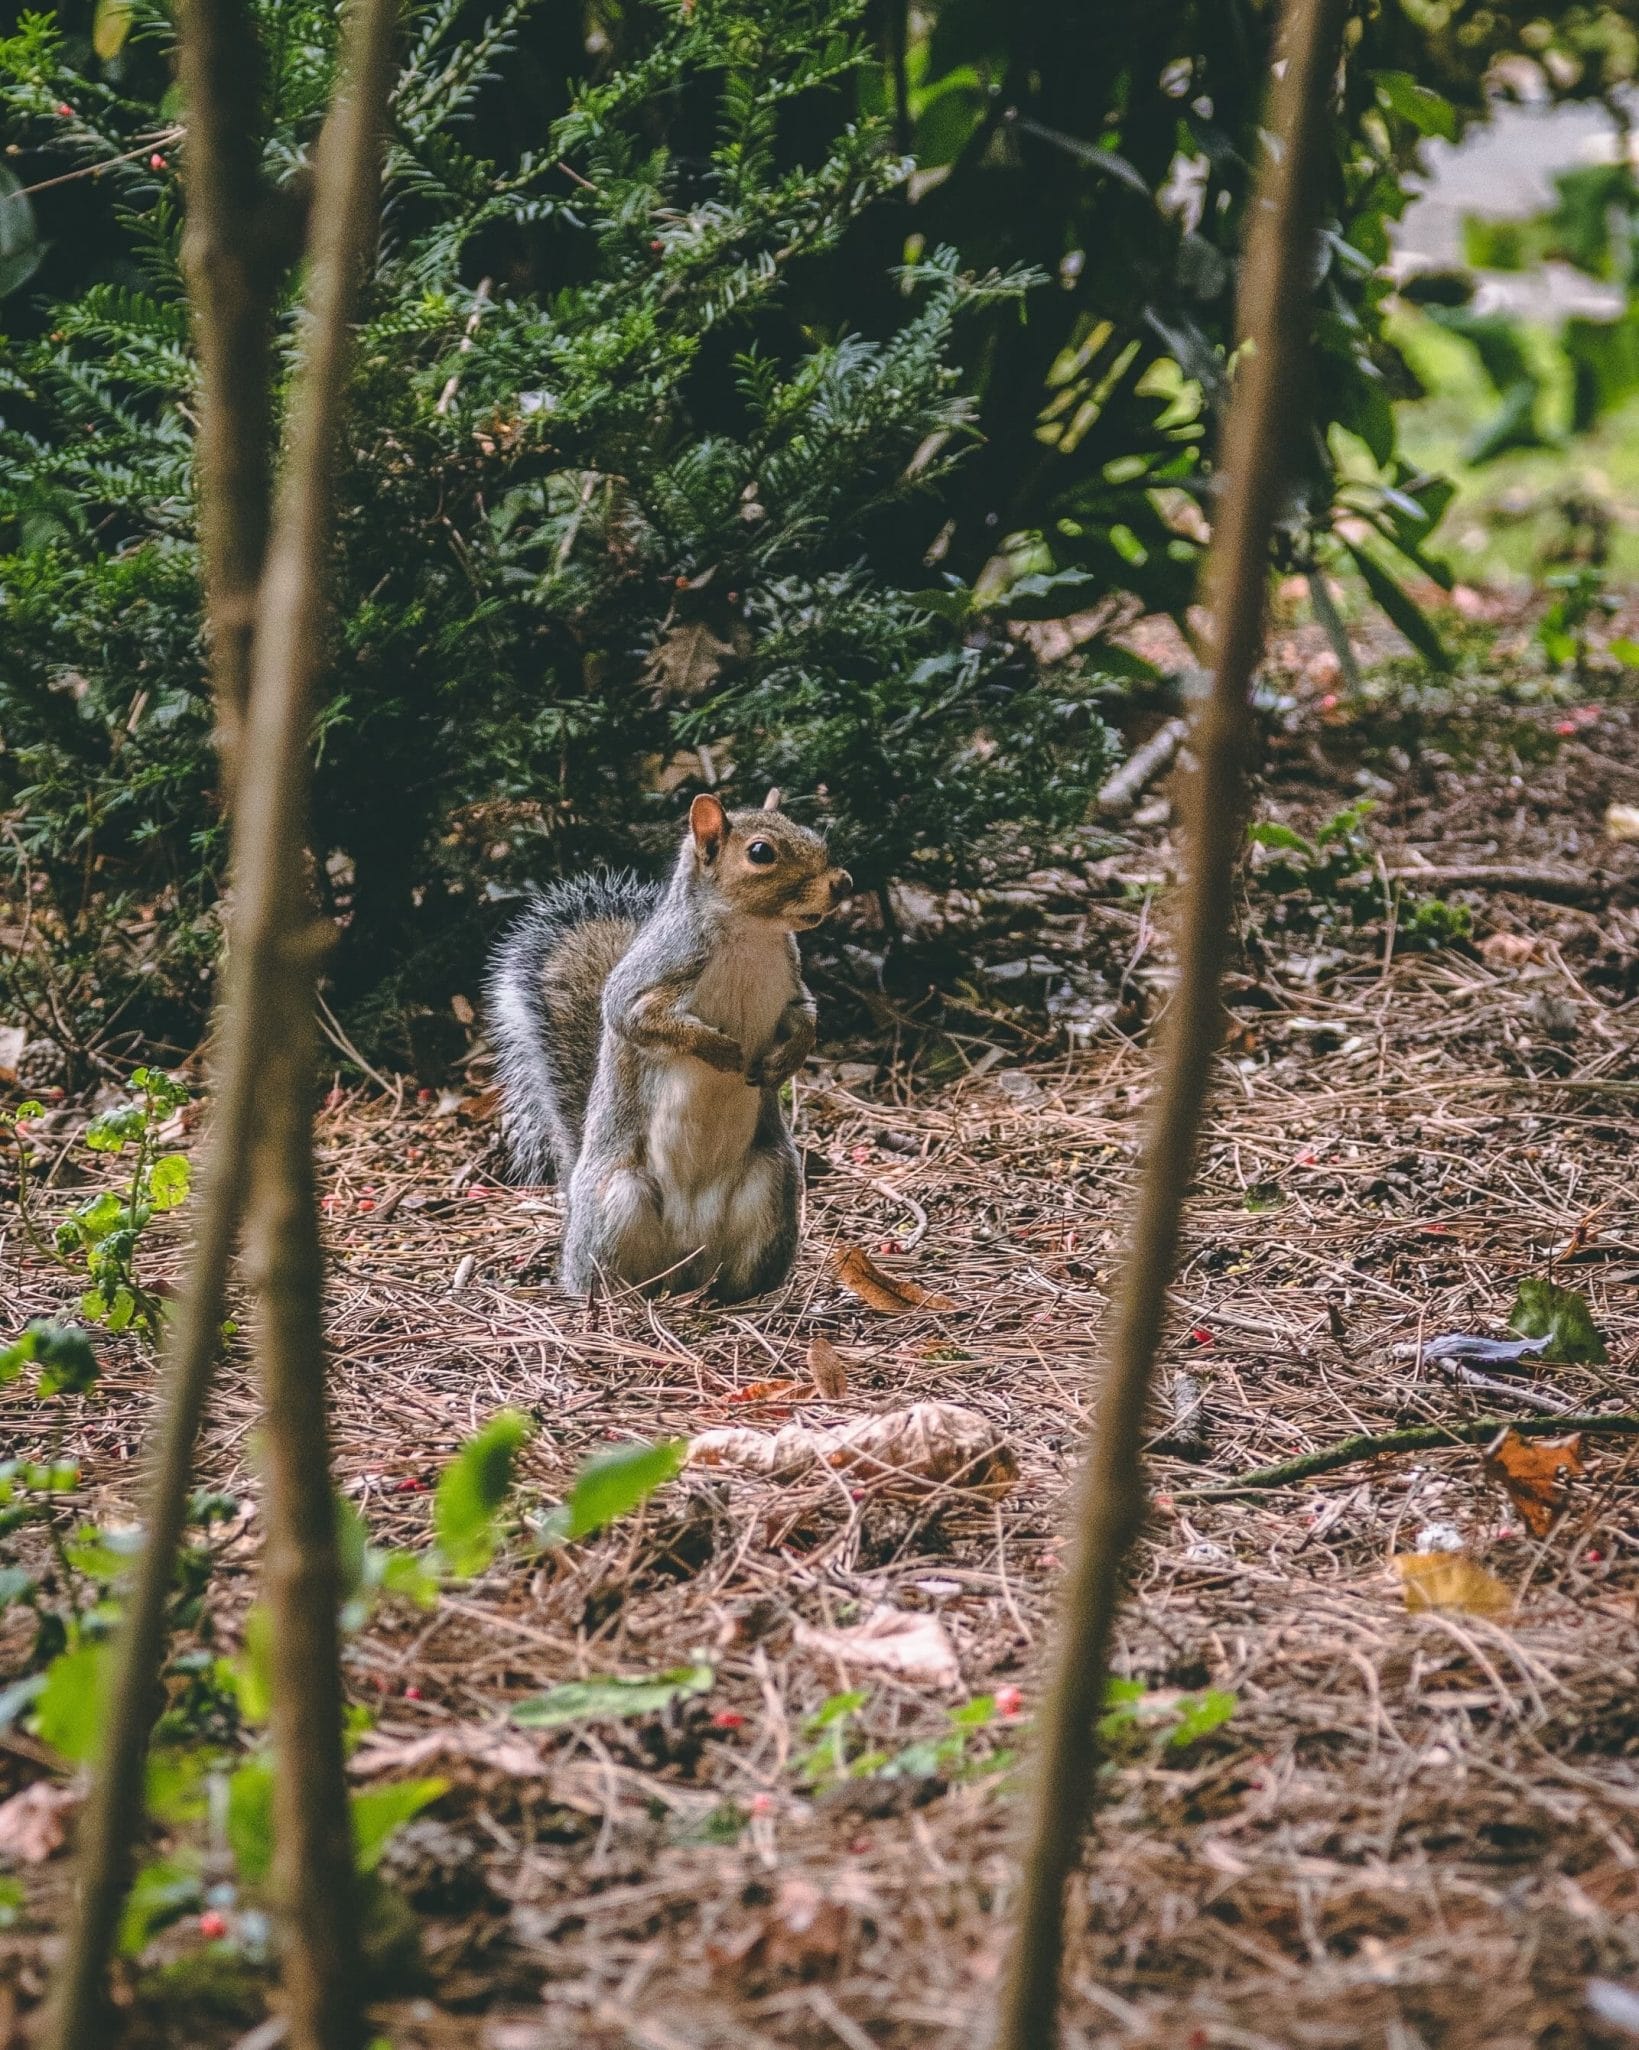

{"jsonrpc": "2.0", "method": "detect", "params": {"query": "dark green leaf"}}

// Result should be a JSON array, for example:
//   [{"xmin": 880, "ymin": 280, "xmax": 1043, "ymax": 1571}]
[
  {"xmin": 1507, "ymin": 1277, "xmax": 1608, "ymax": 1365},
  {"xmin": 511, "ymin": 1663, "xmax": 713, "ymax": 1729},
  {"xmin": 1342, "ymin": 540, "xmax": 1454, "ymax": 672},
  {"xmin": 434, "ymin": 1409, "xmax": 531, "ymax": 1577},
  {"xmin": 351, "ymin": 1777, "xmax": 447, "ymax": 1870}
]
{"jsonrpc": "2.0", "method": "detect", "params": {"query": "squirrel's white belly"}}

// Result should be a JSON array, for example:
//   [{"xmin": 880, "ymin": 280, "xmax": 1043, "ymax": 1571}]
[
  {"xmin": 645, "ymin": 928, "xmax": 792, "ymax": 1268},
  {"xmin": 649, "ymin": 1062, "xmax": 759, "ymax": 1189}
]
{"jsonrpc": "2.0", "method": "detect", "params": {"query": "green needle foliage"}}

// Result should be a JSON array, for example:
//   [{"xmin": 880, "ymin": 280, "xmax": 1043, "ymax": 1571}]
[{"xmin": 0, "ymin": 0, "xmax": 1114, "ymax": 1067}]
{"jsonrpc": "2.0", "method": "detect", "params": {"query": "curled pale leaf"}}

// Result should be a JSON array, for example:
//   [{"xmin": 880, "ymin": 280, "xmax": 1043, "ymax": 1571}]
[
  {"xmin": 689, "ymin": 1401, "xmax": 1017, "ymax": 1499},
  {"xmin": 1395, "ymin": 1553, "xmax": 1513, "ymax": 1618},
  {"xmin": 1481, "ymin": 1426, "xmax": 1584, "ymax": 1538},
  {"xmin": 794, "ymin": 1609, "xmax": 962, "ymax": 1689},
  {"xmin": 833, "ymin": 1244, "xmax": 956, "ymax": 1314}
]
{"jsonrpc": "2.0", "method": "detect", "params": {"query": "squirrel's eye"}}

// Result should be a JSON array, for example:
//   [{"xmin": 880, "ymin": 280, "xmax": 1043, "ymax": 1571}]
[{"xmin": 746, "ymin": 840, "xmax": 777, "ymax": 866}]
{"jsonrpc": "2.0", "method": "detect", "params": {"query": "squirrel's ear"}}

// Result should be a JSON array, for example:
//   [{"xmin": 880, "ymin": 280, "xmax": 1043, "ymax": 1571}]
[
  {"xmin": 689, "ymin": 793, "xmax": 726, "ymax": 864},
  {"xmin": 762, "ymin": 786, "xmax": 782, "ymax": 812}
]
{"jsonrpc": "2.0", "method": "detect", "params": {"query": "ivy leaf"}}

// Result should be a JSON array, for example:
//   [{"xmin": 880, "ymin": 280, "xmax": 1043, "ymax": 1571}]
[
  {"xmin": 148, "ymin": 1154, "xmax": 191, "ymax": 1211},
  {"xmin": 434, "ymin": 1409, "xmax": 531, "ymax": 1576},
  {"xmin": 511, "ymin": 1663, "xmax": 713, "ymax": 1729},
  {"xmin": 1507, "ymin": 1277, "xmax": 1608, "ymax": 1365}
]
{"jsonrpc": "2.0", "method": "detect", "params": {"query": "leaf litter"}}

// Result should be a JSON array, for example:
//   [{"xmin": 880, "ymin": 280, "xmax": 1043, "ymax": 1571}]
[{"xmin": 8, "ymin": 638, "xmax": 1639, "ymax": 2047}]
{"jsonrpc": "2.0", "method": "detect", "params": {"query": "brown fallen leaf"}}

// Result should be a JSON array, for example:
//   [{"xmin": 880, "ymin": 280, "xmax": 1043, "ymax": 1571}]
[
  {"xmin": 0, "ymin": 1780, "xmax": 79, "ymax": 1863},
  {"xmin": 1479, "ymin": 931, "xmax": 1541, "ymax": 968},
  {"xmin": 794, "ymin": 1608, "xmax": 962, "ymax": 1689},
  {"xmin": 1482, "ymin": 1426, "xmax": 1585, "ymax": 1538},
  {"xmin": 348, "ymin": 1724, "xmax": 544, "ymax": 1780},
  {"xmin": 689, "ymin": 1401, "xmax": 1017, "ymax": 1499},
  {"xmin": 833, "ymin": 1244, "xmax": 956, "ymax": 1314},
  {"xmin": 808, "ymin": 1335, "xmax": 849, "ymax": 1400},
  {"xmin": 1395, "ymin": 1553, "xmax": 1513, "ymax": 1618},
  {"xmin": 707, "ymin": 1875, "xmax": 855, "ymax": 1980},
  {"xmin": 640, "ymin": 618, "xmax": 740, "ymax": 704}
]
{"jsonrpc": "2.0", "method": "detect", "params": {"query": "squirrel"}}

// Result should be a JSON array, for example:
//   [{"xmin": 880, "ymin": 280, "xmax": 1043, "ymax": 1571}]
[{"xmin": 486, "ymin": 791, "xmax": 851, "ymax": 1302}]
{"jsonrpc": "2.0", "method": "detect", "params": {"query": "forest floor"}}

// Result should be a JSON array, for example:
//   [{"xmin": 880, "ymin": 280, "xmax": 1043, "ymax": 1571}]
[{"xmin": 4, "ymin": 595, "xmax": 1639, "ymax": 2050}]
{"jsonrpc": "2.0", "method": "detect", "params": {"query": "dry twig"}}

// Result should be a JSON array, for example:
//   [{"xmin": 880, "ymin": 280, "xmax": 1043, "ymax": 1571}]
[{"xmin": 994, "ymin": 4, "xmax": 1349, "ymax": 2044}]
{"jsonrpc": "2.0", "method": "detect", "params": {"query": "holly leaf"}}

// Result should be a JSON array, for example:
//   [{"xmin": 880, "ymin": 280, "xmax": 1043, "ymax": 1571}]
[{"xmin": 1507, "ymin": 1277, "xmax": 1608, "ymax": 1364}]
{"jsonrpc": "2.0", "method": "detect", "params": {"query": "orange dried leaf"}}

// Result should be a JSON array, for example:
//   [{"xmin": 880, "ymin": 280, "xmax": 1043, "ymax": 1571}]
[
  {"xmin": 726, "ymin": 1378, "xmax": 807, "ymax": 1406},
  {"xmin": 833, "ymin": 1244, "xmax": 956, "ymax": 1314},
  {"xmin": 1479, "ymin": 931, "xmax": 1540, "ymax": 968},
  {"xmin": 1481, "ymin": 1427, "xmax": 1585, "ymax": 1538},
  {"xmin": 807, "ymin": 1335, "xmax": 849, "ymax": 1399},
  {"xmin": 1395, "ymin": 1553, "xmax": 1514, "ymax": 1618}
]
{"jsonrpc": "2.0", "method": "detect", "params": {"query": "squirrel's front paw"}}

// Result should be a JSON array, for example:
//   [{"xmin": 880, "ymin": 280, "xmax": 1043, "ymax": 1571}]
[
  {"xmin": 747, "ymin": 1044, "xmax": 804, "ymax": 1090},
  {"xmin": 698, "ymin": 1033, "xmax": 747, "ymax": 1075}
]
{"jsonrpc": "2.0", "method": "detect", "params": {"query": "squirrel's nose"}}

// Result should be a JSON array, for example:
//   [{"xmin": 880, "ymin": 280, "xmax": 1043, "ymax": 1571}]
[{"xmin": 830, "ymin": 869, "xmax": 853, "ymax": 903}]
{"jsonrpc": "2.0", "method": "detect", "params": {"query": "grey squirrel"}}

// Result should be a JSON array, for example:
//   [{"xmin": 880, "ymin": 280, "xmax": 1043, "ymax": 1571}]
[{"xmin": 486, "ymin": 792, "xmax": 851, "ymax": 1301}]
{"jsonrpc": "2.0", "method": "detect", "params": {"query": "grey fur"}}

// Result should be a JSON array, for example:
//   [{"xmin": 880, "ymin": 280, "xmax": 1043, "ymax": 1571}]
[
  {"xmin": 487, "ymin": 807, "xmax": 840, "ymax": 1304},
  {"xmin": 485, "ymin": 871, "xmax": 660, "ymax": 1183}
]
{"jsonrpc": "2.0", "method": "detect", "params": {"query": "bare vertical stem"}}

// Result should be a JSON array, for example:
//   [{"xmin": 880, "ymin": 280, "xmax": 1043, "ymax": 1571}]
[
  {"xmin": 45, "ymin": 11, "xmax": 276, "ymax": 2046},
  {"xmin": 233, "ymin": 3, "xmax": 398, "ymax": 2042},
  {"xmin": 178, "ymin": 0, "xmax": 276, "ymax": 795},
  {"xmin": 992, "ymin": 3, "xmax": 1349, "ymax": 2046},
  {"xmin": 45, "ymin": 4, "xmax": 396, "ymax": 2046}
]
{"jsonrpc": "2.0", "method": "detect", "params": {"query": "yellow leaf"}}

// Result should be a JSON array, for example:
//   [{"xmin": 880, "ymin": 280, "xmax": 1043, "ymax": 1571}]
[{"xmin": 1395, "ymin": 1553, "xmax": 1513, "ymax": 1618}]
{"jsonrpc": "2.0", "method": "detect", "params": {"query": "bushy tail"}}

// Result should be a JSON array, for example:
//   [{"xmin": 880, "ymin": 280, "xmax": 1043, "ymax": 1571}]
[{"xmin": 485, "ymin": 871, "xmax": 660, "ymax": 1183}]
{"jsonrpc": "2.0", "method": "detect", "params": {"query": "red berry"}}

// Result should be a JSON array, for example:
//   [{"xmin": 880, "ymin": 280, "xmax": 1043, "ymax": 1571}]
[
  {"xmin": 198, "ymin": 1910, "xmax": 229, "ymax": 1940},
  {"xmin": 749, "ymin": 1790, "xmax": 776, "ymax": 1815},
  {"xmin": 650, "ymin": 238, "xmax": 664, "ymax": 252},
  {"xmin": 55, "ymin": 102, "xmax": 73, "ymax": 118},
  {"xmin": 356, "ymin": 1197, "xmax": 376, "ymax": 1212},
  {"xmin": 403, "ymin": 1683, "xmax": 423, "ymax": 1701},
  {"xmin": 1555, "ymin": 719, "xmax": 1578, "ymax": 737},
  {"xmin": 149, "ymin": 153, "xmax": 166, "ymax": 171},
  {"xmin": 994, "ymin": 1684, "xmax": 1024, "ymax": 1718},
  {"xmin": 710, "ymin": 1709, "xmax": 746, "ymax": 1729}
]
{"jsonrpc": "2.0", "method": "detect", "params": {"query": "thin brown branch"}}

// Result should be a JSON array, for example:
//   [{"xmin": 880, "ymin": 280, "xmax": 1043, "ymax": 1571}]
[
  {"xmin": 45, "ymin": 5, "xmax": 396, "ymax": 2047},
  {"xmin": 992, "ymin": 4, "xmax": 1350, "ymax": 2046},
  {"xmin": 233, "ymin": 2, "xmax": 398, "ymax": 2042},
  {"xmin": 177, "ymin": 0, "xmax": 276, "ymax": 795},
  {"xmin": 44, "ymin": 11, "xmax": 277, "ymax": 2045},
  {"xmin": 1179, "ymin": 1413, "xmax": 1639, "ymax": 1500}
]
